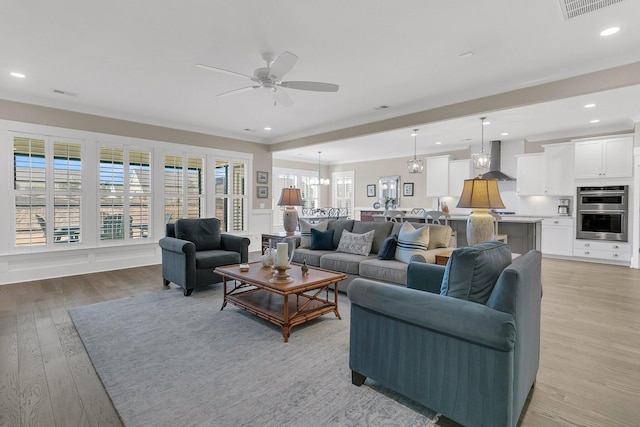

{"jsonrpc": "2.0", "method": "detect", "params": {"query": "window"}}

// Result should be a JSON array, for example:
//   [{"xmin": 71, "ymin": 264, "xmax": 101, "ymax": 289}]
[
  {"xmin": 164, "ymin": 154, "xmax": 205, "ymax": 223},
  {"xmin": 13, "ymin": 136, "xmax": 82, "ymax": 246},
  {"xmin": 332, "ymin": 171, "xmax": 354, "ymax": 217},
  {"xmin": 215, "ymin": 159, "xmax": 247, "ymax": 232},
  {"xmin": 99, "ymin": 147, "xmax": 151, "ymax": 241}
]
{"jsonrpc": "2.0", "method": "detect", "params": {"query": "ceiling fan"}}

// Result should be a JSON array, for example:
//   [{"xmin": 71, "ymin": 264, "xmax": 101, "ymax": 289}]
[{"xmin": 196, "ymin": 51, "xmax": 339, "ymax": 106}]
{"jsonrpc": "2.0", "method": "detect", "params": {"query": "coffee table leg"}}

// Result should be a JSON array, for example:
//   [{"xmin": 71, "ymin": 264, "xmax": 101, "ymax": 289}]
[
  {"xmin": 220, "ymin": 277, "xmax": 228, "ymax": 310},
  {"xmin": 282, "ymin": 294, "xmax": 290, "ymax": 342},
  {"xmin": 334, "ymin": 282, "xmax": 342, "ymax": 319}
]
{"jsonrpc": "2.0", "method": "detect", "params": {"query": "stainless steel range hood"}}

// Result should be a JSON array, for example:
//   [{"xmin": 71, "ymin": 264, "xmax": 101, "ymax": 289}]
[{"xmin": 479, "ymin": 140, "xmax": 515, "ymax": 181}]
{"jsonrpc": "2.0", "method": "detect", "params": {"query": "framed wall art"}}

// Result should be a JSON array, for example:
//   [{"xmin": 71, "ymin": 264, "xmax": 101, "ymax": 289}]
[
  {"xmin": 403, "ymin": 182, "xmax": 414, "ymax": 197},
  {"xmin": 257, "ymin": 171, "xmax": 269, "ymax": 184},
  {"xmin": 257, "ymin": 186, "xmax": 269, "ymax": 198},
  {"xmin": 367, "ymin": 184, "xmax": 376, "ymax": 197}
]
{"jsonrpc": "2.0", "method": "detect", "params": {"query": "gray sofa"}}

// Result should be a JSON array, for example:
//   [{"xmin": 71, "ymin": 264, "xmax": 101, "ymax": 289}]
[
  {"xmin": 348, "ymin": 241, "xmax": 543, "ymax": 427},
  {"xmin": 291, "ymin": 219, "xmax": 454, "ymax": 292},
  {"xmin": 159, "ymin": 218, "xmax": 250, "ymax": 296}
]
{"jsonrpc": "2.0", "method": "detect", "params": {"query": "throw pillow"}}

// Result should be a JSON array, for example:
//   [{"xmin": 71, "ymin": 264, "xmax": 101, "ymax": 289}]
[
  {"xmin": 299, "ymin": 219, "xmax": 328, "ymax": 249},
  {"xmin": 440, "ymin": 241, "xmax": 512, "ymax": 304},
  {"xmin": 336, "ymin": 230, "xmax": 375, "ymax": 256},
  {"xmin": 394, "ymin": 221, "xmax": 430, "ymax": 264},
  {"xmin": 377, "ymin": 234, "xmax": 398, "ymax": 260},
  {"xmin": 352, "ymin": 221, "xmax": 393, "ymax": 254},
  {"xmin": 427, "ymin": 224, "xmax": 452, "ymax": 250},
  {"xmin": 310, "ymin": 228, "xmax": 335, "ymax": 250}
]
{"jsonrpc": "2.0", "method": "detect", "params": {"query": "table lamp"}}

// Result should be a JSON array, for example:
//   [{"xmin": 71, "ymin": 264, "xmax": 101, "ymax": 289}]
[
  {"xmin": 278, "ymin": 187, "xmax": 304, "ymax": 235},
  {"xmin": 456, "ymin": 174, "xmax": 505, "ymax": 245}
]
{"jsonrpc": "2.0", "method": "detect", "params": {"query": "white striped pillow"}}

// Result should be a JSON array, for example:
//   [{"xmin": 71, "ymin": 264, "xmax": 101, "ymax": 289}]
[{"xmin": 394, "ymin": 222, "xmax": 430, "ymax": 264}]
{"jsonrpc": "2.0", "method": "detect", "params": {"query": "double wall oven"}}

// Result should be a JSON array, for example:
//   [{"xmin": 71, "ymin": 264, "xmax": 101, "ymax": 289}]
[{"xmin": 576, "ymin": 185, "xmax": 628, "ymax": 242}]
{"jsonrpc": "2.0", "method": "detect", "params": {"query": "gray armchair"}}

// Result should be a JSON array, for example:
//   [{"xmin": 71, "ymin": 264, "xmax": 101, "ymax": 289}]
[
  {"xmin": 348, "ymin": 241, "xmax": 542, "ymax": 427},
  {"xmin": 159, "ymin": 217, "xmax": 250, "ymax": 296}
]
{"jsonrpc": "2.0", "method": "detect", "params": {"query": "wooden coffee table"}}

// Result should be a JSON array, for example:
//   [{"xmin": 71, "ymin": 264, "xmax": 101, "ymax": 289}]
[{"xmin": 215, "ymin": 262, "xmax": 347, "ymax": 342}]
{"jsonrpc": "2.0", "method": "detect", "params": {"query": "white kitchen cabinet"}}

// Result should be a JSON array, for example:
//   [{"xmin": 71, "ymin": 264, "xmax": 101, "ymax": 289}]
[
  {"xmin": 426, "ymin": 155, "xmax": 452, "ymax": 197},
  {"xmin": 516, "ymin": 153, "xmax": 545, "ymax": 195},
  {"xmin": 574, "ymin": 136, "xmax": 633, "ymax": 179},
  {"xmin": 543, "ymin": 143, "xmax": 574, "ymax": 195},
  {"xmin": 448, "ymin": 159, "xmax": 472, "ymax": 197},
  {"xmin": 573, "ymin": 240, "xmax": 630, "ymax": 264},
  {"xmin": 541, "ymin": 218, "xmax": 573, "ymax": 256}
]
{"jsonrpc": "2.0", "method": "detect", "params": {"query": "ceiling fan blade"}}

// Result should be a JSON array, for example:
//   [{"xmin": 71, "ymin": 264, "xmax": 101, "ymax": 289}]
[
  {"xmin": 216, "ymin": 86, "xmax": 259, "ymax": 98},
  {"xmin": 269, "ymin": 51, "xmax": 298, "ymax": 80},
  {"xmin": 196, "ymin": 64, "xmax": 253, "ymax": 80},
  {"xmin": 275, "ymin": 89, "xmax": 293, "ymax": 107},
  {"xmin": 280, "ymin": 81, "xmax": 339, "ymax": 92}
]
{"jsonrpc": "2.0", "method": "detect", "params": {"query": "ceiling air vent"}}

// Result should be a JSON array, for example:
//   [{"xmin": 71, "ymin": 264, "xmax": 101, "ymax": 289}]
[{"xmin": 559, "ymin": 0, "xmax": 625, "ymax": 20}]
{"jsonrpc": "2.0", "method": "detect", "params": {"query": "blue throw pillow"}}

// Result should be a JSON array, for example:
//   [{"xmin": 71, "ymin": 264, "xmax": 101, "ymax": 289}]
[
  {"xmin": 311, "ymin": 228, "xmax": 335, "ymax": 250},
  {"xmin": 377, "ymin": 234, "xmax": 398, "ymax": 260}
]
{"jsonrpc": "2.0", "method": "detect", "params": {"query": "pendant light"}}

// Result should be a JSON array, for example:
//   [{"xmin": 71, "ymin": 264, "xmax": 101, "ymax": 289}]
[
  {"xmin": 317, "ymin": 151, "xmax": 330, "ymax": 186},
  {"xmin": 407, "ymin": 129, "xmax": 424, "ymax": 173},
  {"xmin": 472, "ymin": 117, "xmax": 491, "ymax": 169}
]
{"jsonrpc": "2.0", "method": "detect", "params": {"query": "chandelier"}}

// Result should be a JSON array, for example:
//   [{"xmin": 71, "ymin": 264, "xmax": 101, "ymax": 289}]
[
  {"xmin": 472, "ymin": 117, "xmax": 491, "ymax": 169},
  {"xmin": 407, "ymin": 129, "xmax": 424, "ymax": 173}
]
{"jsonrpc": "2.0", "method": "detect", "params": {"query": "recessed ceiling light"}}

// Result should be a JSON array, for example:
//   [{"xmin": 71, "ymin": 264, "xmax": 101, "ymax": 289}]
[
  {"xmin": 435, "ymin": 141, "xmax": 442, "ymax": 145},
  {"xmin": 590, "ymin": 119, "xmax": 600, "ymax": 123},
  {"xmin": 600, "ymin": 27, "xmax": 620, "ymax": 36},
  {"xmin": 264, "ymin": 127, "xmax": 272, "ymax": 131},
  {"xmin": 501, "ymin": 132, "xmax": 509, "ymax": 136},
  {"xmin": 10, "ymin": 72, "xmax": 25, "ymax": 78},
  {"xmin": 584, "ymin": 103, "xmax": 596, "ymax": 108}
]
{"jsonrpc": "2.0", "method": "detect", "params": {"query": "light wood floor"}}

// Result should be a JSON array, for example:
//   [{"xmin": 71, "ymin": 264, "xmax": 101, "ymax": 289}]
[{"xmin": 0, "ymin": 257, "xmax": 639, "ymax": 426}]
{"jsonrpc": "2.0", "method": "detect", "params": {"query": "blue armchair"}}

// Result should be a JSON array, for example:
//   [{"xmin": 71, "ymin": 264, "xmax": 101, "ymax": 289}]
[
  {"xmin": 348, "ymin": 241, "xmax": 542, "ymax": 427},
  {"xmin": 159, "ymin": 217, "xmax": 250, "ymax": 296}
]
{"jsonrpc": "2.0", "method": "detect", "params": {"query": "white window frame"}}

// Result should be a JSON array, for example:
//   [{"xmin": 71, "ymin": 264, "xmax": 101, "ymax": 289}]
[{"xmin": 213, "ymin": 156, "xmax": 249, "ymax": 233}]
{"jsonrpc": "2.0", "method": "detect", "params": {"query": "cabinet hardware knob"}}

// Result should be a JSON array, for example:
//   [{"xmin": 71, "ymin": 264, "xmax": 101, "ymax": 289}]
[
  {"xmin": 613, "ymin": 253, "xmax": 618, "ymax": 257},
  {"xmin": 585, "ymin": 251, "xmax": 590, "ymax": 255},
  {"xmin": 613, "ymin": 245, "xmax": 619, "ymax": 249}
]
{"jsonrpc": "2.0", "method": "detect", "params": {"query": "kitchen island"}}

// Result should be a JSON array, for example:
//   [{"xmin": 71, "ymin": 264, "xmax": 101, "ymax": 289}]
[{"xmin": 449, "ymin": 216, "xmax": 542, "ymax": 255}]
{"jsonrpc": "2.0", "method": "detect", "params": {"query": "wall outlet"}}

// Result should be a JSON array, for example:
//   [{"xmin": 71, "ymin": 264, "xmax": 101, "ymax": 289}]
[{"xmin": 260, "ymin": 203, "xmax": 265, "ymax": 209}]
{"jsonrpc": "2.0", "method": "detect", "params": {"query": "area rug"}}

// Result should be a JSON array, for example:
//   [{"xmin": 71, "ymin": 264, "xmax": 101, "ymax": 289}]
[{"xmin": 69, "ymin": 287, "xmax": 439, "ymax": 427}]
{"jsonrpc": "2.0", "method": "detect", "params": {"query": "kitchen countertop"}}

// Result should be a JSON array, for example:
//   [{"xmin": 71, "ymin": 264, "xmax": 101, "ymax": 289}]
[{"xmin": 449, "ymin": 215, "xmax": 544, "ymax": 223}]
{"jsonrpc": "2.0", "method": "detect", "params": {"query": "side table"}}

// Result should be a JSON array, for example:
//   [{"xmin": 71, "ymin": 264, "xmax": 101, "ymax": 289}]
[
  {"xmin": 261, "ymin": 232, "xmax": 301, "ymax": 254},
  {"xmin": 435, "ymin": 250, "xmax": 454, "ymax": 266}
]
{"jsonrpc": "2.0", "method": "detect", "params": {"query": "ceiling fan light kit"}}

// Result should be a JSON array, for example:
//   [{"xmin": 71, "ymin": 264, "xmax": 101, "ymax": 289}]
[
  {"xmin": 197, "ymin": 51, "xmax": 339, "ymax": 106},
  {"xmin": 472, "ymin": 117, "xmax": 491, "ymax": 169},
  {"xmin": 407, "ymin": 128, "xmax": 424, "ymax": 173}
]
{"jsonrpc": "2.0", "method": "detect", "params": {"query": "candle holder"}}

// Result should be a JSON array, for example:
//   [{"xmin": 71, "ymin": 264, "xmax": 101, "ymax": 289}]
[{"xmin": 270, "ymin": 264, "xmax": 293, "ymax": 284}]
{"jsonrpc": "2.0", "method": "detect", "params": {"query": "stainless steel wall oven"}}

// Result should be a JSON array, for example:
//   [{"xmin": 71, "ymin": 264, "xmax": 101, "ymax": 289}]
[{"xmin": 577, "ymin": 185, "xmax": 628, "ymax": 241}]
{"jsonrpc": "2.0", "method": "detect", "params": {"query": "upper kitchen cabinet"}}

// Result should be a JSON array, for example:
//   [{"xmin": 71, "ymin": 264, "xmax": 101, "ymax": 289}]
[
  {"xmin": 448, "ymin": 159, "xmax": 472, "ymax": 198},
  {"xmin": 542, "ymin": 142, "xmax": 574, "ymax": 195},
  {"xmin": 426, "ymin": 155, "xmax": 452, "ymax": 197},
  {"xmin": 516, "ymin": 153, "xmax": 545, "ymax": 195},
  {"xmin": 573, "ymin": 136, "xmax": 633, "ymax": 179}
]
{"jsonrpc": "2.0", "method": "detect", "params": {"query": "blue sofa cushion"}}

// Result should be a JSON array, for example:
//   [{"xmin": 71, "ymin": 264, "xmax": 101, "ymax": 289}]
[
  {"xmin": 311, "ymin": 228, "xmax": 335, "ymax": 250},
  {"xmin": 441, "ymin": 240, "xmax": 512, "ymax": 304},
  {"xmin": 377, "ymin": 234, "xmax": 398, "ymax": 260},
  {"xmin": 195, "ymin": 250, "xmax": 241, "ymax": 269},
  {"xmin": 175, "ymin": 218, "xmax": 221, "ymax": 251}
]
